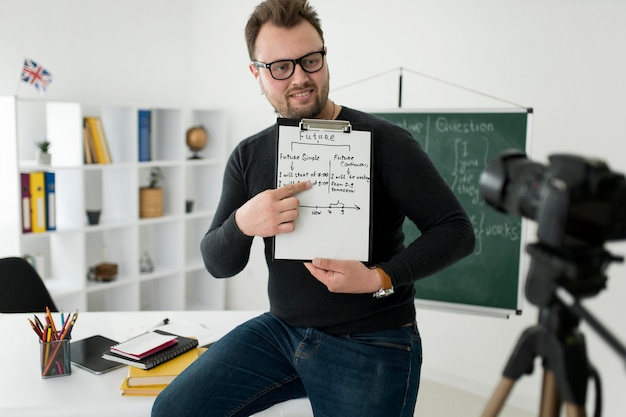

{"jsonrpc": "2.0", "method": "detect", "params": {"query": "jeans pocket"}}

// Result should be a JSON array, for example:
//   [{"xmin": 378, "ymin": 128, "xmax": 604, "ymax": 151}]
[{"xmin": 345, "ymin": 326, "xmax": 419, "ymax": 352}]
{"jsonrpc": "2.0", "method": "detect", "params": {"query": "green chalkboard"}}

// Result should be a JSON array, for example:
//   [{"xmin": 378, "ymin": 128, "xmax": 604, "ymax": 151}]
[{"xmin": 375, "ymin": 110, "xmax": 531, "ymax": 315}]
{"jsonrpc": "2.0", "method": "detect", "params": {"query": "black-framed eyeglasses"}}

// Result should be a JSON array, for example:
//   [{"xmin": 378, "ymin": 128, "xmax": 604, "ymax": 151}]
[{"xmin": 253, "ymin": 50, "xmax": 326, "ymax": 80}]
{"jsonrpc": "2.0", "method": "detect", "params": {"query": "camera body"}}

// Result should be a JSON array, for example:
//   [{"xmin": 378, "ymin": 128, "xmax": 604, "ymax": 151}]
[{"xmin": 480, "ymin": 150, "xmax": 626, "ymax": 249}]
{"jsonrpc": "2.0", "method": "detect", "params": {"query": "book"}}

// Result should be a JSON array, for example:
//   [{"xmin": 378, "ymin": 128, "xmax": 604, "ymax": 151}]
[
  {"xmin": 84, "ymin": 116, "xmax": 112, "ymax": 164},
  {"xmin": 44, "ymin": 171, "xmax": 56, "ymax": 231},
  {"xmin": 126, "ymin": 347, "xmax": 205, "ymax": 387},
  {"xmin": 102, "ymin": 330, "xmax": 198, "ymax": 370},
  {"xmin": 138, "ymin": 109, "xmax": 151, "ymax": 162},
  {"xmin": 29, "ymin": 171, "xmax": 46, "ymax": 233},
  {"xmin": 20, "ymin": 173, "xmax": 31, "ymax": 233},
  {"xmin": 83, "ymin": 119, "xmax": 95, "ymax": 164},
  {"xmin": 110, "ymin": 331, "xmax": 178, "ymax": 360},
  {"xmin": 120, "ymin": 378, "xmax": 167, "ymax": 396}
]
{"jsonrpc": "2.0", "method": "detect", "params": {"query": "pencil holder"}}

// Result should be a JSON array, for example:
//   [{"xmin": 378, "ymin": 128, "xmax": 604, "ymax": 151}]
[{"xmin": 39, "ymin": 338, "xmax": 71, "ymax": 378}]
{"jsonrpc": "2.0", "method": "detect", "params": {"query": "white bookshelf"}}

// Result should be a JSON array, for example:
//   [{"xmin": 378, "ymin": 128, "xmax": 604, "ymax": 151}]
[{"xmin": 0, "ymin": 96, "xmax": 227, "ymax": 311}]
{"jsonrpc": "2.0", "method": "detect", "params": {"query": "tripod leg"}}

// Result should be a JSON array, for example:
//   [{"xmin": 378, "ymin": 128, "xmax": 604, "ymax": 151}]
[
  {"xmin": 480, "ymin": 377, "xmax": 515, "ymax": 417},
  {"xmin": 539, "ymin": 370, "xmax": 561, "ymax": 417},
  {"xmin": 563, "ymin": 403, "xmax": 587, "ymax": 417}
]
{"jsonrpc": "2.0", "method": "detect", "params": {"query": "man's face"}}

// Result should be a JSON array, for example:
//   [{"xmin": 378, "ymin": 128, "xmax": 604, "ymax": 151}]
[{"xmin": 249, "ymin": 20, "xmax": 329, "ymax": 119}]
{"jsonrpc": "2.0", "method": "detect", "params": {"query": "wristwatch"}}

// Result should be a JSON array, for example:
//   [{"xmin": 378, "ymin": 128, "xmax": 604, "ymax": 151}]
[{"xmin": 372, "ymin": 267, "xmax": 394, "ymax": 298}]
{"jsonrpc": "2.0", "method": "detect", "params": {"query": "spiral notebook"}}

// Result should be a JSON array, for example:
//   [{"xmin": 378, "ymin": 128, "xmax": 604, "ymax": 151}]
[
  {"xmin": 102, "ymin": 330, "xmax": 199, "ymax": 370},
  {"xmin": 110, "ymin": 331, "xmax": 178, "ymax": 360}
]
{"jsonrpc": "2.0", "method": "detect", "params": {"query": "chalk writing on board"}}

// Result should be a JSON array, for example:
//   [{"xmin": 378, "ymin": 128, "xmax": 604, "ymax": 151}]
[
  {"xmin": 274, "ymin": 122, "xmax": 372, "ymax": 261},
  {"xmin": 386, "ymin": 116, "xmax": 522, "ymax": 257},
  {"xmin": 373, "ymin": 111, "xmax": 529, "ymax": 313}
]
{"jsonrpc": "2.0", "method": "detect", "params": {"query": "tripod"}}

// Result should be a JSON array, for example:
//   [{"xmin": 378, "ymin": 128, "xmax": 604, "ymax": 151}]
[
  {"xmin": 481, "ymin": 243, "xmax": 626, "ymax": 417},
  {"xmin": 481, "ymin": 298, "xmax": 592, "ymax": 417}
]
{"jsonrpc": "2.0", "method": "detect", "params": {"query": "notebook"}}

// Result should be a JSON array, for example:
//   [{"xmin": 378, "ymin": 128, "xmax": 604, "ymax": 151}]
[
  {"xmin": 102, "ymin": 330, "xmax": 198, "ymax": 370},
  {"xmin": 110, "ymin": 331, "xmax": 178, "ymax": 360}
]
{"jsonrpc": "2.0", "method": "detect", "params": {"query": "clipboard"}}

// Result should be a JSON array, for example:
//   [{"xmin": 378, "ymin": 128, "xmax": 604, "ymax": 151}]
[{"xmin": 273, "ymin": 118, "xmax": 373, "ymax": 262}]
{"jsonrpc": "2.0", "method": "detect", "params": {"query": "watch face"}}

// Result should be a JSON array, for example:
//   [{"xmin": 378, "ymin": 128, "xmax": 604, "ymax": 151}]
[{"xmin": 373, "ymin": 287, "xmax": 395, "ymax": 299}]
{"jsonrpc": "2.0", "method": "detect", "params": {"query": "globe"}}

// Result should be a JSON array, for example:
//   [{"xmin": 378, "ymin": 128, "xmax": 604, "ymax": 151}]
[{"xmin": 186, "ymin": 125, "xmax": 208, "ymax": 159}]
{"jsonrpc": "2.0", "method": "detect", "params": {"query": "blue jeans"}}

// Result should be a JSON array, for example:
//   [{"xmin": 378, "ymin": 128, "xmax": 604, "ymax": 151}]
[{"xmin": 152, "ymin": 313, "xmax": 422, "ymax": 417}]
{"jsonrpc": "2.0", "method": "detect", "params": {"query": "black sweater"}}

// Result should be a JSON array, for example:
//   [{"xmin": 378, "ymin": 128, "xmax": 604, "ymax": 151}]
[{"xmin": 201, "ymin": 107, "xmax": 475, "ymax": 334}]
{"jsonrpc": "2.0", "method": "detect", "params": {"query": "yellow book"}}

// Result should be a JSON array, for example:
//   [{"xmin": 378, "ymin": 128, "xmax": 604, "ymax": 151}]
[
  {"xmin": 83, "ymin": 120, "xmax": 94, "ymax": 164},
  {"xmin": 84, "ymin": 116, "xmax": 111, "ymax": 164},
  {"xmin": 126, "ymin": 347, "xmax": 205, "ymax": 387},
  {"xmin": 29, "ymin": 171, "xmax": 46, "ymax": 233},
  {"xmin": 120, "ymin": 378, "xmax": 167, "ymax": 396}
]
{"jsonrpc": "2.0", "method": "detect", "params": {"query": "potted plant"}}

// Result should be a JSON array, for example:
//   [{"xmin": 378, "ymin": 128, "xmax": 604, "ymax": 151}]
[
  {"xmin": 139, "ymin": 167, "xmax": 164, "ymax": 218},
  {"xmin": 36, "ymin": 140, "xmax": 52, "ymax": 165}
]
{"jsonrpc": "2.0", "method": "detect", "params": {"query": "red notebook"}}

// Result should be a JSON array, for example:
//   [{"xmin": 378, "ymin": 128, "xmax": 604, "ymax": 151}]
[{"xmin": 110, "ymin": 331, "xmax": 178, "ymax": 360}]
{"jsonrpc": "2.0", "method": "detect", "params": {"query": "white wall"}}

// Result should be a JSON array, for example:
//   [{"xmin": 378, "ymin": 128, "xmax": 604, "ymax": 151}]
[{"xmin": 1, "ymin": 0, "xmax": 625, "ymax": 415}]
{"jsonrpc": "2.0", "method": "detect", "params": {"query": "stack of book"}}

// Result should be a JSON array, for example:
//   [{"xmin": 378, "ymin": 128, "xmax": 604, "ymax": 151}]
[
  {"xmin": 119, "ymin": 347, "xmax": 206, "ymax": 396},
  {"xmin": 83, "ymin": 116, "xmax": 112, "ymax": 164},
  {"xmin": 20, "ymin": 171, "xmax": 55, "ymax": 233},
  {"xmin": 101, "ymin": 329, "xmax": 202, "ymax": 397}
]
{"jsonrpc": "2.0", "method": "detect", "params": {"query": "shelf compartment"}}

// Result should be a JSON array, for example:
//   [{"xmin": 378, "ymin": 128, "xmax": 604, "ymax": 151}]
[
  {"xmin": 185, "ymin": 162, "xmax": 223, "ymax": 214},
  {"xmin": 140, "ymin": 274, "xmax": 184, "ymax": 310},
  {"xmin": 87, "ymin": 282, "xmax": 139, "ymax": 311},
  {"xmin": 152, "ymin": 109, "xmax": 183, "ymax": 162},
  {"xmin": 85, "ymin": 227, "xmax": 138, "ymax": 281},
  {"xmin": 139, "ymin": 220, "xmax": 183, "ymax": 272},
  {"xmin": 138, "ymin": 165, "xmax": 183, "ymax": 217},
  {"xmin": 84, "ymin": 165, "xmax": 137, "ymax": 225},
  {"xmin": 100, "ymin": 106, "xmax": 135, "ymax": 164}
]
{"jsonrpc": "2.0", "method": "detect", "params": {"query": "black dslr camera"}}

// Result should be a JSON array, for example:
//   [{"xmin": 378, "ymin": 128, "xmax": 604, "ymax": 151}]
[
  {"xmin": 479, "ymin": 150, "xmax": 626, "ymax": 304},
  {"xmin": 478, "ymin": 150, "xmax": 626, "ymax": 414}
]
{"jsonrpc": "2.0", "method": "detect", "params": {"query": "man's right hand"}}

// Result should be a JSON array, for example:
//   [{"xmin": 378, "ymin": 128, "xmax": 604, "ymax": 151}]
[{"xmin": 235, "ymin": 181, "xmax": 312, "ymax": 237}]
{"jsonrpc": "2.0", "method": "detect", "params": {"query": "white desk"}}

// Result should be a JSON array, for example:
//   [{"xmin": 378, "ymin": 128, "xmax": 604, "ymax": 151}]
[{"xmin": 0, "ymin": 310, "xmax": 312, "ymax": 417}]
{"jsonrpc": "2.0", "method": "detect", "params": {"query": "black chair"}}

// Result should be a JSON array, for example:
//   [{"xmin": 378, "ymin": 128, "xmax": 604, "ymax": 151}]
[{"xmin": 0, "ymin": 257, "xmax": 57, "ymax": 313}]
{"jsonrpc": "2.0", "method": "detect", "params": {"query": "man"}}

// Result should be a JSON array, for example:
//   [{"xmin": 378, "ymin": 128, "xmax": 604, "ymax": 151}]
[{"xmin": 152, "ymin": 1, "xmax": 475, "ymax": 416}]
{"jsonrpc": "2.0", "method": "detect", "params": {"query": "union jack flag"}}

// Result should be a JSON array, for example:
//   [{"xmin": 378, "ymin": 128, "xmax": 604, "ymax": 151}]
[{"xmin": 21, "ymin": 58, "xmax": 53, "ymax": 93}]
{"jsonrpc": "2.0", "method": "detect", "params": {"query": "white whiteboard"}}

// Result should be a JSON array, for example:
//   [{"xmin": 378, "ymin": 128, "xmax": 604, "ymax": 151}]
[{"xmin": 273, "ymin": 120, "xmax": 372, "ymax": 261}]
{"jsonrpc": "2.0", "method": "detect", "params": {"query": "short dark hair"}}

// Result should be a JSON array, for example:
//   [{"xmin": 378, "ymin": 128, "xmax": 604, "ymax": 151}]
[{"xmin": 245, "ymin": 0, "xmax": 324, "ymax": 61}]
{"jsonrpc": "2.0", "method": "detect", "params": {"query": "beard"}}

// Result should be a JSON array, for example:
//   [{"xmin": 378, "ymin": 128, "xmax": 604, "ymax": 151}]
[
  {"xmin": 281, "ymin": 95, "xmax": 325, "ymax": 119},
  {"xmin": 265, "ymin": 77, "xmax": 330, "ymax": 119}
]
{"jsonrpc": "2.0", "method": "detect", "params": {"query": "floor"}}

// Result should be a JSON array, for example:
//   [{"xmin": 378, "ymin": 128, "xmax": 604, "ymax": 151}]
[
  {"xmin": 416, "ymin": 379, "xmax": 534, "ymax": 417},
  {"xmin": 253, "ymin": 378, "xmax": 534, "ymax": 416}
]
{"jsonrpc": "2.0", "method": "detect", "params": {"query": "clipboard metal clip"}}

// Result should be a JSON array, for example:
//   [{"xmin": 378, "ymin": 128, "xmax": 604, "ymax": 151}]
[{"xmin": 300, "ymin": 119, "xmax": 352, "ymax": 133}]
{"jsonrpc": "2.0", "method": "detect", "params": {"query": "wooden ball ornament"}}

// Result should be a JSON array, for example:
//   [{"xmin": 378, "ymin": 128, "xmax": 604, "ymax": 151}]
[{"xmin": 186, "ymin": 125, "xmax": 208, "ymax": 159}]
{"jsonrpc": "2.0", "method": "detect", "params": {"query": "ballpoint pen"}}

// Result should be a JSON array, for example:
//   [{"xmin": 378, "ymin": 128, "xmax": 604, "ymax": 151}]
[{"xmin": 151, "ymin": 318, "xmax": 170, "ymax": 330}]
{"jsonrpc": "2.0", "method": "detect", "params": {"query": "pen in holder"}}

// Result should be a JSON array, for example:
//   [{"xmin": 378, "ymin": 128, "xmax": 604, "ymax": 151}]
[{"xmin": 40, "ymin": 337, "xmax": 71, "ymax": 378}]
